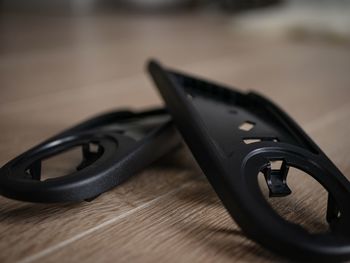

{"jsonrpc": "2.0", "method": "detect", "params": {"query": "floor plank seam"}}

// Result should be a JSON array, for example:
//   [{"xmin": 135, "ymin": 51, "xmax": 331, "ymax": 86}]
[{"xmin": 16, "ymin": 181, "xmax": 195, "ymax": 263}]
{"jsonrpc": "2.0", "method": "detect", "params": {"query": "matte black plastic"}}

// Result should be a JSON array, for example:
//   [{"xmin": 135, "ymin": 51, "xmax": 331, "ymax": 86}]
[
  {"xmin": 0, "ymin": 108, "xmax": 180, "ymax": 203},
  {"xmin": 148, "ymin": 60, "xmax": 350, "ymax": 262}
]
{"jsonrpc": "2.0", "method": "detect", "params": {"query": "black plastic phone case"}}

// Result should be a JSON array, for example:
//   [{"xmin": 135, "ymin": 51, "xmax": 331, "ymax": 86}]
[
  {"xmin": 148, "ymin": 60, "xmax": 350, "ymax": 261},
  {"xmin": 0, "ymin": 108, "xmax": 179, "ymax": 203}
]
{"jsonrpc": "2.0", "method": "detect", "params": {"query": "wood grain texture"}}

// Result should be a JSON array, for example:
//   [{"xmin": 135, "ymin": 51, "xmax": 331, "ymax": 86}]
[{"xmin": 0, "ymin": 12, "xmax": 350, "ymax": 263}]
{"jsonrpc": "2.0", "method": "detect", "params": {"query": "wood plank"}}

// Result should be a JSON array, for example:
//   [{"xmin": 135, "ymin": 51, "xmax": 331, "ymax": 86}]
[{"xmin": 0, "ymin": 15, "xmax": 250, "ymax": 104}]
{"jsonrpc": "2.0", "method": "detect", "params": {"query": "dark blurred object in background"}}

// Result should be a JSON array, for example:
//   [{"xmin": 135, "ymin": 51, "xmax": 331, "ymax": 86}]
[
  {"xmin": 0, "ymin": 0, "xmax": 281, "ymax": 14},
  {"xmin": 219, "ymin": 0, "xmax": 281, "ymax": 12},
  {"xmin": 115, "ymin": 0, "xmax": 282, "ymax": 12}
]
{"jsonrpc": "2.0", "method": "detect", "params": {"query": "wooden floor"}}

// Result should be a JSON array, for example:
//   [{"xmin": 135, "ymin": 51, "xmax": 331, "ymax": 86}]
[{"xmin": 1, "ymin": 12, "xmax": 350, "ymax": 263}]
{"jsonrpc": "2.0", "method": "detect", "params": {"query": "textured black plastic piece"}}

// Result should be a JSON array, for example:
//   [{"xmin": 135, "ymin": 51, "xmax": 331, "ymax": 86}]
[
  {"xmin": 148, "ymin": 60, "xmax": 350, "ymax": 262},
  {"xmin": 0, "ymin": 108, "xmax": 179, "ymax": 203}
]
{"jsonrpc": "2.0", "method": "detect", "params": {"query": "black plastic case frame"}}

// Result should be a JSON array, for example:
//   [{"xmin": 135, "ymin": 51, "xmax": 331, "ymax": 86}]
[
  {"xmin": 148, "ymin": 60, "xmax": 350, "ymax": 261},
  {"xmin": 0, "ymin": 108, "xmax": 179, "ymax": 203}
]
